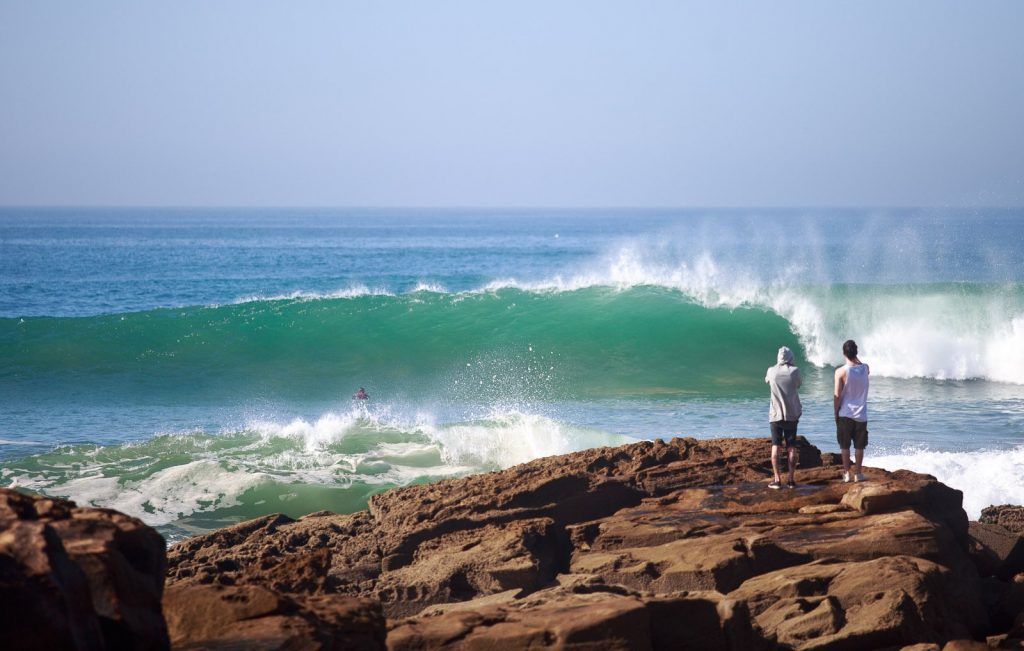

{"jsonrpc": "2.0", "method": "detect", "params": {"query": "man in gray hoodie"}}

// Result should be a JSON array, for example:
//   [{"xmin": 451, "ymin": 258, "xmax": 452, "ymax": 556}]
[{"xmin": 766, "ymin": 346, "xmax": 802, "ymax": 489}]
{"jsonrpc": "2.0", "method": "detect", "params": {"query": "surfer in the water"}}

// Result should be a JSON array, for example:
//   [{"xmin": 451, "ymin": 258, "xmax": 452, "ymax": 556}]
[{"xmin": 353, "ymin": 387, "xmax": 369, "ymax": 400}]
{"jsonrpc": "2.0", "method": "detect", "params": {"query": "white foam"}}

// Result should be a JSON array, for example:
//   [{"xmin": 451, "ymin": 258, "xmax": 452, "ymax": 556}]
[
  {"xmin": 873, "ymin": 446, "xmax": 1024, "ymax": 519},
  {"xmin": 412, "ymin": 281, "xmax": 448, "ymax": 293},
  {"xmin": 232, "ymin": 284, "xmax": 394, "ymax": 304},
  {"xmin": 248, "ymin": 411, "xmax": 362, "ymax": 452},
  {"xmin": 9, "ymin": 459, "xmax": 272, "ymax": 526},
  {"xmin": 425, "ymin": 410, "xmax": 630, "ymax": 469},
  {"xmin": 983, "ymin": 316, "xmax": 1024, "ymax": 384}
]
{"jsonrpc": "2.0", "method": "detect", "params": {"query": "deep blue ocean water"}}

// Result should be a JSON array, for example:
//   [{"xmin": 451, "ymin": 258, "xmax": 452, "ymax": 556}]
[{"xmin": 1, "ymin": 207, "xmax": 1022, "ymax": 540}]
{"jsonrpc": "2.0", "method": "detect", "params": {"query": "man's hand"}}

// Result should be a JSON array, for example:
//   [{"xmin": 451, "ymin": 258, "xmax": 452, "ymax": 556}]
[{"xmin": 833, "ymin": 366, "xmax": 846, "ymax": 423}]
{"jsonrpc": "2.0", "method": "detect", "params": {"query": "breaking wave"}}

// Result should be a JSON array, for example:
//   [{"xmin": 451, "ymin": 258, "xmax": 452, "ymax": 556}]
[{"xmin": 0, "ymin": 406, "xmax": 630, "ymax": 540}]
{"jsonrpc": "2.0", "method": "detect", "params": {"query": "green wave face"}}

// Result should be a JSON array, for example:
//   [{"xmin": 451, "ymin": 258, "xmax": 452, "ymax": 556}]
[
  {"xmin": 1, "ymin": 287, "xmax": 802, "ymax": 403},
  {"xmin": 6, "ymin": 282, "xmax": 1024, "ymax": 409}
]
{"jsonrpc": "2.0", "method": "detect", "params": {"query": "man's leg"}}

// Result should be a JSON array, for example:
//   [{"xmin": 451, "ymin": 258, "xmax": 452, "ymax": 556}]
[
  {"xmin": 853, "ymin": 448, "xmax": 864, "ymax": 476},
  {"xmin": 852, "ymin": 422, "xmax": 868, "ymax": 480},
  {"xmin": 771, "ymin": 445, "xmax": 782, "ymax": 482},
  {"xmin": 787, "ymin": 445, "xmax": 797, "ymax": 483},
  {"xmin": 837, "ymin": 418, "xmax": 853, "ymax": 480}
]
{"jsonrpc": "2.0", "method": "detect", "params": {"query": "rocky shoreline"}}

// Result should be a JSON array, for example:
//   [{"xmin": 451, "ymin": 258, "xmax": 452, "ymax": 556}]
[{"xmin": 3, "ymin": 436, "xmax": 1024, "ymax": 649}]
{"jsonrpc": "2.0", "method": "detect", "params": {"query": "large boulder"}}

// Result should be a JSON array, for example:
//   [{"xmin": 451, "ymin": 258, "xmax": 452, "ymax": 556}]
[
  {"xmin": 0, "ymin": 488, "xmax": 169, "ymax": 650},
  {"xmin": 728, "ymin": 555, "xmax": 986, "ymax": 649}
]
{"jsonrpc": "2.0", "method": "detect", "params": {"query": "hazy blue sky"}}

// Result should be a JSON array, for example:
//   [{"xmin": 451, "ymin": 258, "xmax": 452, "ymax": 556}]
[{"xmin": 1, "ymin": 2, "xmax": 1022, "ymax": 207}]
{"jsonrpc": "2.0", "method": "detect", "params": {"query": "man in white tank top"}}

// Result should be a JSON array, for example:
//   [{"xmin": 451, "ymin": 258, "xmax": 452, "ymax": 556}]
[{"xmin": 834, "ymin": 339, "xmax": 869, "ymax": 482}]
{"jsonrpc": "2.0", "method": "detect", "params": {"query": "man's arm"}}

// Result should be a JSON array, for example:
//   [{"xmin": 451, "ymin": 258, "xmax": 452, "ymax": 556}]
[{"xmin": 833, "ymin": 367, "xmax": 846, "ymax": 421}]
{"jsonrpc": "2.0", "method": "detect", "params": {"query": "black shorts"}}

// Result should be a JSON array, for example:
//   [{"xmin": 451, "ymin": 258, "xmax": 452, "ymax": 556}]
[
  {"xmin": 836, "ymin": 417, "xmax": 868, "ymax": 450},
  {"xmin": 770, "ymin": 420, "xmax": 798, "ymax": 446}
]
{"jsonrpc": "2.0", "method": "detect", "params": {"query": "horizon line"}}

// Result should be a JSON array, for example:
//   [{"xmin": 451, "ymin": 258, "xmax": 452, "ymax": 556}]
[{"xmin": 2, "ymin": 204, "xmax": 1024, "ymax": 212}]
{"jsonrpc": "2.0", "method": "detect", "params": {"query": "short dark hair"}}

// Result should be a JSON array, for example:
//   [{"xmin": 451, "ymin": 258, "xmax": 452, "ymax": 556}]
[{"xmin": 842, "ymin": 340, "xmax": 858, "ymax": 359}]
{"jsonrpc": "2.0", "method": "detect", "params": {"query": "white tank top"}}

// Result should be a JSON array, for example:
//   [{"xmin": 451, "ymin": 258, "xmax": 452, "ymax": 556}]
[{"xmin": 838, "ymin": 363, "xmax": 869, "ymax": 422}]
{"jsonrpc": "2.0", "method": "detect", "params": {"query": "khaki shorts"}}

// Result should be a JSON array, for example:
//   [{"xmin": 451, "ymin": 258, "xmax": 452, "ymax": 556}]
[{"xmin": 836, "ymin": 417, "xmax": 868, "ymax": 450}]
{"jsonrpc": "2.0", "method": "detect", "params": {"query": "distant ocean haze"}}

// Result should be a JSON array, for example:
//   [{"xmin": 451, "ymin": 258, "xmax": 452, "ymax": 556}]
[{"xmin": 1, "ymin": 207, "xmax": 1022, "ymax": 541}]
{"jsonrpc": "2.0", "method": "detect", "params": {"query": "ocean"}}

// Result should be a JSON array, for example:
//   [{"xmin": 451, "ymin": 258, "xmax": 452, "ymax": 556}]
[{"xmin": 1, "ymin": 207, "xmax": 1022, "ymax": 542}]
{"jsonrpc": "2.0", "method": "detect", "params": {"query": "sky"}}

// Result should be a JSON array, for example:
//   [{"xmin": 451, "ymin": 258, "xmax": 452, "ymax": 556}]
[{"xmin": 1, "ymin": 1, "xmax": 1023, "ymax": 208}]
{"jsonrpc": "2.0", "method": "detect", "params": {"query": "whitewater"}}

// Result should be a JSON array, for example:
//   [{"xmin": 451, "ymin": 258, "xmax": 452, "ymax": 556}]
[{"xmin": 1, "ymin": 207, "xmax": 1022, "ymax": 540}]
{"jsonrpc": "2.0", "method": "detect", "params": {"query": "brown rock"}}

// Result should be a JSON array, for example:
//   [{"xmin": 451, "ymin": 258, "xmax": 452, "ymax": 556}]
[
  {"xmin": 159, "ymin": 437, "xmax": 993, "ymax": 648},
  {"xmin": 372, "ymin": 518, "xmax": 562, "ymax": 617},
  {"xmin": 0, "ymin": 516, "xmax": 103, "ymax": 650},
  {"xmin": 163, "ymin": 583, "xmax": 385, "ymax": 650},
  {"xmin": 570, "ymin": 530, "xmax": 809, "ymax": 594},
  {"xmin": 941, "ymin": 640, "xmax": 991, "ymax": 651},
  {"xmin": 387, "ymin": 587, "xmax": 756, "ymax": 651},
  {"xmin": 969, "ymin": 522, "xmax": 1024, "ymax": 580},
  {"xmin": 642, "ymin": 591, "xmax": 754, "ymax": 650},
  {"xmin": 167, "ymin": 437, "xmax": 828, "ymax": 616},
  {"xmin": 980, "ymin": 505, "xmax": 1024, "ymax": 534},
  {"xmin": 50, "ymin": 507, "xmax": 168, "ymax": 650},
  {"xmin": 0, "ymin": 488, "xmax": 169, "ymax": 650},
  {"xmin": 728, "ymin": 555, "xmax": 986, "ymax": 649},
  {"xmin": 820, "ymin": 452, "xmax": 843, "ymax": 467},
  {"xmin": 565, "ymin": 467, "xmax": 971, "ymax": 606}
]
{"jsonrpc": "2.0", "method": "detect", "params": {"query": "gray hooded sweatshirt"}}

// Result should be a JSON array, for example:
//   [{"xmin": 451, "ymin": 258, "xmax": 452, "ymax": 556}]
[{"xmin": 766, "ymin": 346, "xmax": 802, "ymax": 422}]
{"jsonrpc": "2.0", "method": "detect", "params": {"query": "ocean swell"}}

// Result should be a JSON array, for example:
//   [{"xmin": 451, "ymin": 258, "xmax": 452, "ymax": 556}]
[{"xmin": 4, "ymin": 277, "xmax": 1023, "ymax": 396}]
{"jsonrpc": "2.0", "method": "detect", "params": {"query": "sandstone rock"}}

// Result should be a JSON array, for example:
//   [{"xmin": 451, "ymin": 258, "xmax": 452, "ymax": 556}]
[
  {"xmin": 0, "ymin": 488, "xmax": 169, "ymax": 650},
  {"xmin": 160, "ymin": 437, "xmax": 994, "ymax": 648},
  {"xmin": 987, "ymin": 579, "xmax": 1024, "ymax": 648},
  {"xmin": 387, "ymin": 586, "xmax": 757, "ymax": 651},
  {"xmin": 8, "ymin": 436, "xmax": 1015, "ymax": 649},
  {"xmin": 969, "ymin": 522, "xmax": 1024, "ymax": 580},
  {"xmin": 371, "ymin": 518, "xmax": 562, "ymax": 617},
  {"xmin": 50, "ymin": 507, "xmax": 168, "ymax": 650},
  {"xmin": 0, "ymin": 514, "xmax": 103, "ymax": 650},
  {"xmin": 570, "ymin": 529, "xmax": 810, "ymax": 594},
  {"xmin": 728, "ymin": 555, "xmax": 986, "ymax": 649},
  {"xmin": 941, "ymin": 640, "xmax": 991, "ymax": 650},
  {"xmin": 168, "ymin": 437, "xmax": 828, "ymax": 617},
  {"xmin": 980, "ymin": 505, "xmax": 1024, "ymax": 535},
  {"xmin": 163, "ymin": 583, "xmax": 385, "ymax": 650},
  {"xmin": 566, "ymin": 467, "xmax": 971, "ymax": 608}
]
